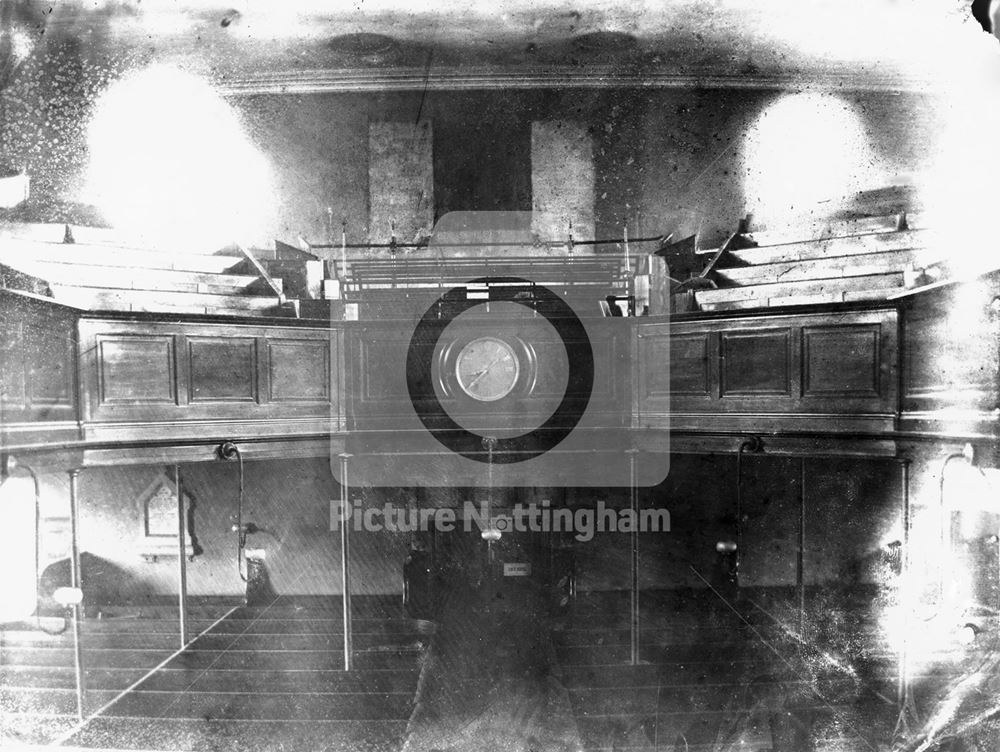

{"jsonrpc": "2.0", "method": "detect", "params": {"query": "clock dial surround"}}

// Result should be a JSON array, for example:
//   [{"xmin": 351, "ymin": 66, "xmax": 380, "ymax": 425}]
[{"xmin": 454, "ymin": 336, "xmax": 521, "ymax": 402}]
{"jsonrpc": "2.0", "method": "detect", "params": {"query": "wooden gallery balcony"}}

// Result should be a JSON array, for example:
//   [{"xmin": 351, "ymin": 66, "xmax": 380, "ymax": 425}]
[{"xmin": 1, "ymin": 219, "xmax": 998, "ymax": 466}]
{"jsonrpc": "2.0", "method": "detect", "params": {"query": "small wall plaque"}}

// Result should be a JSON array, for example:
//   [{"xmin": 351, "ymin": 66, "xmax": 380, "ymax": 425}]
[
  {"xmin": 137, "ymin": 473, "xmax": 195, "ymax": 562},
  {"xmin": 503, "ymin": 562, "xmax": 532, "ymax": 577}
]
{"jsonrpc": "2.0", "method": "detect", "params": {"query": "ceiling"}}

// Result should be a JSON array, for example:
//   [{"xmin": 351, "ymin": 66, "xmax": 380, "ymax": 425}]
[{"xmin": 4, "ymin": 1, "xmax": 998, "ymax": 93}]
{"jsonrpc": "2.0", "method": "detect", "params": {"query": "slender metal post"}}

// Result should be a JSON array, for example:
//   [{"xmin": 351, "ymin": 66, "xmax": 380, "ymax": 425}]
[
  {"xmin": 898, "ymin": 460, "xmax": 911, "ymax": 709},
  {"xmin": 338, "ymin": 453, "xmax": 353, "ymax": 671},
  {"xmin": 174, "ymin": 465, "xmax": 188, "ymax": 648},
  {"xmin": 627, "ymin": 449, "xmax": 640, "ymax": 665},
  {"xmin": 798, "ymin": 457, "xmax": 807, "ymax": 635},
  {"xmin": 67, "ymin": 469, "xmax": 85, "ymax": 721}
]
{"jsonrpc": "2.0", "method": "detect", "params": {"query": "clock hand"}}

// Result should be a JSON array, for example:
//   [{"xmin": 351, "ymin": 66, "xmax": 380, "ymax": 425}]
[{"xmin": 467, "ymin": 356, "xmax": 505, "ymax": 389}]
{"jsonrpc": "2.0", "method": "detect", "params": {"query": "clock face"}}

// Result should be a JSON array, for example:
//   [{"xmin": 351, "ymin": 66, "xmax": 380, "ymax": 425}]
[{"xmin": 455, "ymin": 336, "xmax": 520, "ymax": 402}]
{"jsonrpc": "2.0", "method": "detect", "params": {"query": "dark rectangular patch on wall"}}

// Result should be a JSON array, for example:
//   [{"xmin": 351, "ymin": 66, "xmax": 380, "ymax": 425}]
[
  {"xmin": 369, "ymin": 121, "xmax": 434, "ymax": 244},
  {"xmin": 433, "ymin": 104, "xmax": 531, "ymax": 216},
  {"xmin": 668, "ymin": 333, "xmax": 709, "ymax": 396},
  {"xmin": 269, "ymin": 340, "xmax": 329, "ymax": 402},
  {"xmin": 360, "ymin": 338, "xmax": 410, "ymax": 401},
  {"xmin": 189, "ymin": 338, "xmax": 256, "ymax": 402},
  {"xmin": 803, "ymin": 325, "xmax": 880, "ymax": 397},
  {"xmin": 99, "ymin": 337, "xmax": 175, "ymax": 404},
  {"xmin": 720, "ymin": 330, "xmax": 790, "ymax": 396}
]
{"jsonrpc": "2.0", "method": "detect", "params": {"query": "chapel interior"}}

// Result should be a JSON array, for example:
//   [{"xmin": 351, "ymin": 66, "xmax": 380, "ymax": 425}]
[{"xmin": 1, "ymin": 2, "xmax": 1000, "ymax": 751}]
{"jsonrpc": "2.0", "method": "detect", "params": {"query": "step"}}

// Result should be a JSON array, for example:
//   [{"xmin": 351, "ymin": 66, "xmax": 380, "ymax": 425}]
[
  {"xmin": 574, "ymin": 708, "xmax": 867, "ymax": 750},
  {"xmin": 705, "ymin": 229, "xmax": 928, "ymax": 266},
  {"xmin": 142, "ymin": 667, "xmax": 420, "ymax": 694},
  {"xmin": 60, "ymin": 716, "xmax": 408, "ymax": 752},
  {"xmin": 1, "ymin": 630, "xmax": 424, "ymax": 653},
  {"xmin": 0, "ymin": 666, "xmax": 149, "ymax": 690},
  {"xmin": 0, "ymin": 222, "xmax": 233, "ymax": 251},
  {"xmin": 570, "ymin": 686, "xmax": 870, "ymax": 717},
  {"xmin": 101, "ymin": 689, "xmax": 413, "ymax": 721},
  {"xmin": 1, "ymin": 632, "xmax": 184, "ymax": 650},
  {"xmin": 2, "ymin": 647, "xmax": 178, "ymax": 669},
  {"xmin": 695, "ymin": 273, "xmax": 904, "ymax": 309},
  {"xmin": 2, "ymin": 260, "xmax": 278, "ymax": 295},
  {"xmin": 552, "ymin": 642, "xmax": 895, "ymax": 668},
  {"xmin": 2, "ymin": 645, "xmax": 424, "ymax": 671},
  {"xmin": 0, "ymin": 665, "xmax": 419, "ymax": 694},
  {"xmin": 698, "ymin": 287, "xmax": 908, "ymax": 311},
  {"xmin": 188, "ymin": 633, "xmax": 427, "ymax": 652},
  {"xmin": 551, "ymin": 626, "xmax": 884, "ymax": 648},
  {"xmin": 715, "ymin": 248, "xmax": 939, "ymax": 286},
  {"xmin": 222, "ymin": 603, "xmax": 410, "ymax": 619},
  {"xmin": 558, "ymin": 663, "xmax": 898, "ymax": 690},
  {"xmin": 203, "ymin": 618, "xmax": 429, "ymax": 636},
  {"xmin": 0, "ymin": 239, "xmax": 245, "ymax": 274},
  {"xmin": 47, "ymin": 285, "xmax": 287, "ymax": 316},
  {"xmin": 167, "ymin": 649, "xmax": 422, "ymax": 672},
  {"xmin": 694, "ymin": 215, "xmax": 926, "ymax": 255}
]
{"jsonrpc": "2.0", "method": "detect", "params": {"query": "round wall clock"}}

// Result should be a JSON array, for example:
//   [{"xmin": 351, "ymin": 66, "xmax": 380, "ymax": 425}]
[
  {"xmin": 406, "ymin": 277, "xmax": 594, "ymax": 464},
  {"xmin": 454, "ymin": 336, "xmax": 520, "ymax": 402}
]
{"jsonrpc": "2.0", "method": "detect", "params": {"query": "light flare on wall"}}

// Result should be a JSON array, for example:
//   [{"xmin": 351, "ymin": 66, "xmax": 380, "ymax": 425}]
[
  {"xmin": 84, "ymin": 64, "xmax": 273, "ymax": 251},
  {"xmin": 880, "ymin": 461, "xmax": 1000, "ymax": 677},
  {"xmin": 0, "ymin": 476, "xmax": 39, "ymax": 622},
  {"xmin": 918, "ymin": 77, "xmax": 1000, "ymax": 280},
  {"xmin": 741, "ymin": 92, "xmax": 885, "ymax": 228}
]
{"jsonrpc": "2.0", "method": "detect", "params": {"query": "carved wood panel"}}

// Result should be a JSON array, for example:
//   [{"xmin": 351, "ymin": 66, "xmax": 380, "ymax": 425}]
[{"xmin": 638, "ymin": 308, "xmax": 898, "ymax": 433}]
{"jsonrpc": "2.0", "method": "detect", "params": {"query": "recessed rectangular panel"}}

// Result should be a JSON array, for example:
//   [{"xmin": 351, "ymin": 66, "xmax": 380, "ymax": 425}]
[
  {"xmin": 99, "ymin": 337, "xmax": 175, "ymax": 404},
  {"xmin": 1, "ymin": 320, "xmax": 26, "ymax": 408},
  {"xmin": 26, "ymin": 328, "xmax": 72, "ymax": 406},
  {"xmin": 189, "ymin": 338, "xmax": 256, "ymax": 402},
  {"xmin": 640, "ymin": 333, "xmax": 672, "ymax": 398},
  {"xmin": 667, "ymin": 333, "xmax": 709, "ymax": 396},
  {"xmin": 721, "ymin": 330, "xmax": 790, "ymax": 396},
  {"xmin": 269, "ymin": 340, "xmax": 329, "ymax": 402},
  {"xmin": 804, "ymin": 326, "xmax": 880, "ymax": 396}
]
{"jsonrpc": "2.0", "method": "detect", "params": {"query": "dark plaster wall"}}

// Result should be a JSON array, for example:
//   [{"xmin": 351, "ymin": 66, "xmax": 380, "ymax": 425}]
[
  {"xmin": 38, "ymin": 459, "xmax": 408, "ymax": 601},
  {"xmin": 23, "ymin": 454, "xmax": 901, "ymax": 601},
  {"xmin": 231, "ymin": 87, "xmax": 935, "ymax": 250}
]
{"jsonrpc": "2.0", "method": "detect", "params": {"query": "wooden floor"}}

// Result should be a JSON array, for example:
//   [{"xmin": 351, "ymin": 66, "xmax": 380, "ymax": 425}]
[
  {"xmin": 554, "ymin": 590, "xmax": 899, "ymax": 752},
  {"xmin": 1, "ymin": 596, "xmax": 427, "ymax": 751},
  {"xmin": 0, "ymin": 590, "xmax": 976, "ymax": 751}
]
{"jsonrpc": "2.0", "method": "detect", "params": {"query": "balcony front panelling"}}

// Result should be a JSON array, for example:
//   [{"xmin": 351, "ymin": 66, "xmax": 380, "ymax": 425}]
[
  {"xmin": 637, "ymin": 308, "xmax": 898, "ymax": 434},
  {"xmin": 79, "ymin": 318, "xmax": 343, "ymax": 442}
]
